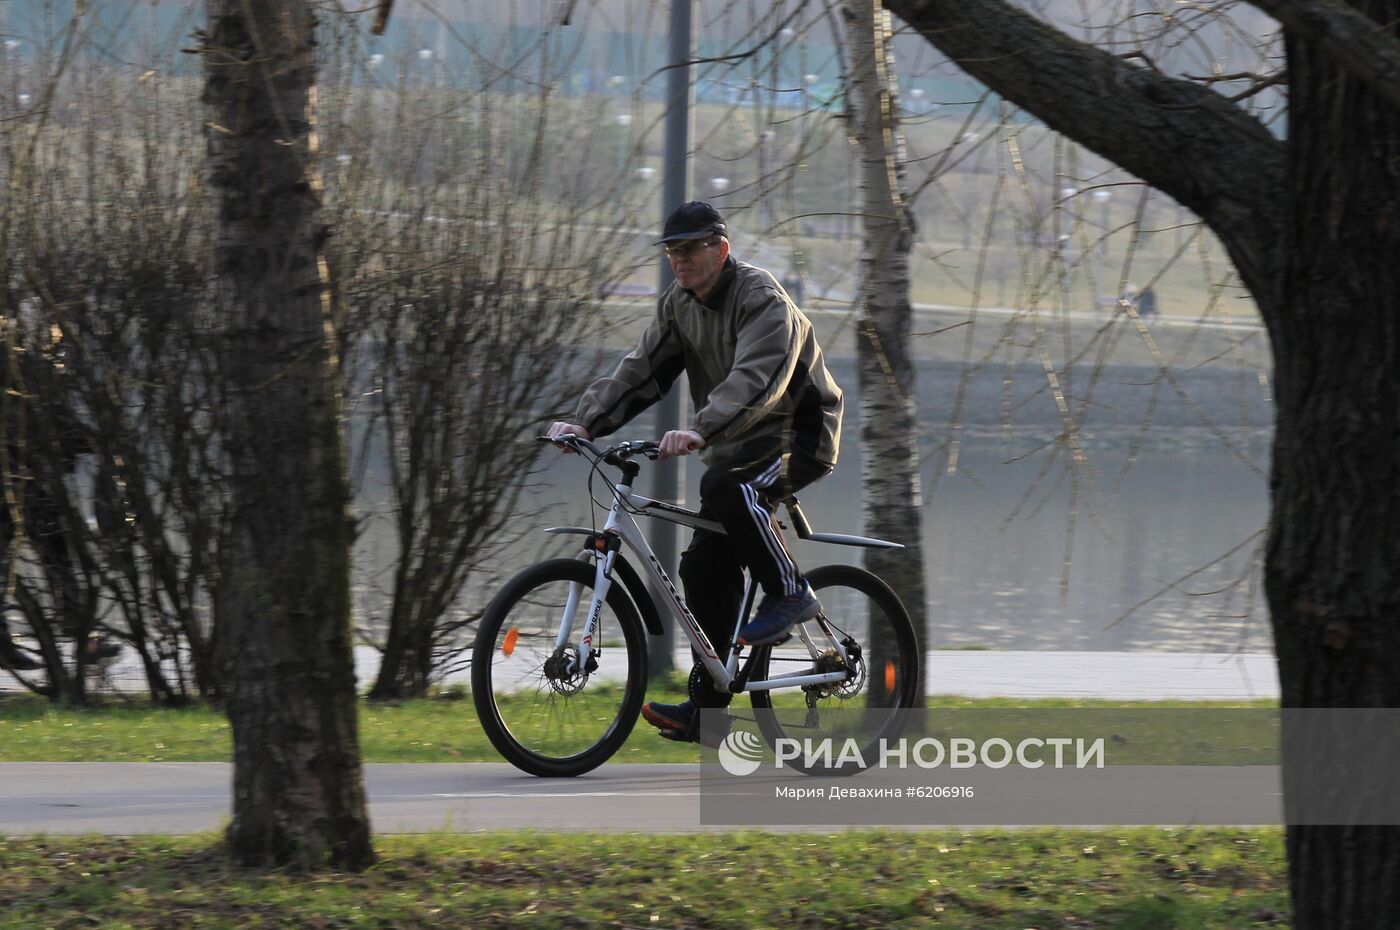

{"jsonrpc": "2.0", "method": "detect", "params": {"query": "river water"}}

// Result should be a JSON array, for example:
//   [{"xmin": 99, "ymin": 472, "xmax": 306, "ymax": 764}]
[
  {"xmin": 65, "ymin": 330, "xmax": 1273, "ymax": 695},
  {"xmin": 525, "ymin": 433, "xmax": 1272, "ymax": 655},
  {"xmin": 352, "ymin": 348, "xmax": 1275, "ymax": 656}
]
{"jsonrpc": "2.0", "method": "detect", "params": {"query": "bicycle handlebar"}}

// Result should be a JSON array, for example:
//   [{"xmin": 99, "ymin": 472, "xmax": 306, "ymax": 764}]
[
  {"xmin": 537, "ymin": 434, "xmax": 662, "ymax": 465},
  {"xmin": 537, "ymin": 433, "xmax": 601, "ymax": 456}
]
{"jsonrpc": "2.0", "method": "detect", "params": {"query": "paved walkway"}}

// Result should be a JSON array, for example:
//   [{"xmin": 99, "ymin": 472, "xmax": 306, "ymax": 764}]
[
  {"xmin": 375, "ymin": 650, "xmax": 1280, "ymax": 702},
  {"xmin": 8, "ymin": 650, "xmax": 1281, "ymax": 701},
  {"xmin": 921, "ymin": 651, "xmax": 1278, "ymax": 701},
  {"xmin": 0, "ymin": 652, "xmax": 1280, "ymax": 835},
  {"xmin": 0, "ymin": 763, "xmax": 715, "ymax": 835},
  {"xmin": 0, "ymin": 762, "xmax": 1283, "ymax": 835}
]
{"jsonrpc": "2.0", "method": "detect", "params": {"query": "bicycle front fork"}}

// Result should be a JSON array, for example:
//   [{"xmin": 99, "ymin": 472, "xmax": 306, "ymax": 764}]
[{"xmin": 555, "ymin": 551, "xmax": 614, "ymax": 676}]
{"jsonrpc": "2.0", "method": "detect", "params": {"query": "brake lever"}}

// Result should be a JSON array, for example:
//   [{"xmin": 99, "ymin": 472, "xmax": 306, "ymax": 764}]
[{"xmin": 537, "ymin": 434, "xmax": 590, "ymax": 455}]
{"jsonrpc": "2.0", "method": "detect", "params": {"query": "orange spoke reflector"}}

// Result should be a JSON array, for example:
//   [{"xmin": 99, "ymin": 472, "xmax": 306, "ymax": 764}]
[
  {"xmin": 502, "ymin": 628, "xmax": 520, "ymax": 657},
  {"xmin": 884, "ymin": 660, "xmax": 896, "ymax": 693}
]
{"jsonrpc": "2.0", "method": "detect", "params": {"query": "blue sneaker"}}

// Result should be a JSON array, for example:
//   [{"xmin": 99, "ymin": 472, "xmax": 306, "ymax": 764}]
[{"xmin": 737, "ymin": 583, "xmax": 822, "ymax": 646}]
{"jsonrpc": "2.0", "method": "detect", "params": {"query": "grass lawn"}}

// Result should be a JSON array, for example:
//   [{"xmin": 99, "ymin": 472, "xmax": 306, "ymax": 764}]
[
  {"xmin": 0, "ymin": 829, "xmax": 1287, "ymax": 930},
  {"xmin": 0, "ymin": 681, "xmax": 689, "ymax": 764},
  {"xmin": 0, "ymin": 682, "xmax": 1276, "ymax": 764},
  {"xmin": 0, "ymin": 684, "xmax": 1290, "ymax": 927}
]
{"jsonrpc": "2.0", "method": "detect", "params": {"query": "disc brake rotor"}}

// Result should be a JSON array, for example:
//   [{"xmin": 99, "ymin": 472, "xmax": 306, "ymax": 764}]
[
  {"xmin": 542, "ymin": 644, "xmax": 589, "ymax": 695},
  {"xmin": 806, "ymin": 645, "xmax": 865, "ymax": 700}
]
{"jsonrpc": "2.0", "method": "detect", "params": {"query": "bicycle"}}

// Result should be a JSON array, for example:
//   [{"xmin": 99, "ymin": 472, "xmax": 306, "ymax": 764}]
[{"xmin": 471, "ymin": 435, "xmax": 922, "ymax": 777}]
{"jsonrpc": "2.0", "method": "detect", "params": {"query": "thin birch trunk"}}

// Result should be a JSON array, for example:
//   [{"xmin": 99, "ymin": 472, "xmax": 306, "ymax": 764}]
[{"xmin": 844, "ymin": 1, "xmax": 928, "ymax": 698}]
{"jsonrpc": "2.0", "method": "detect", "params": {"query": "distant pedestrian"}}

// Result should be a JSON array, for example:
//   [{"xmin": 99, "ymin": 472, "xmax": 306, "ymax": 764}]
[{"xmin": 1138, "ymin": 285, "xmax": 1158, "ymax": 319}]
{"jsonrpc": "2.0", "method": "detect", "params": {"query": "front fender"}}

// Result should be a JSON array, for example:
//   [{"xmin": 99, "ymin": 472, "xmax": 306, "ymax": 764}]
[{"xmin": 544, "ymin": 528, "xmax": 664, "ymax": 637}]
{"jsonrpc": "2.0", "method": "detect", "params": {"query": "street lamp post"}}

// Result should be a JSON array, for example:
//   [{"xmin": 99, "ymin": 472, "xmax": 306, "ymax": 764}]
[
  {"xmin": 958, "ymin": 133, "xmax": 980, "ymax": 248},
  {"xmin": 647, "ymin": 0, "xmax": 694, "ymax": 678},
  {"xmin": 616, "ymin": 112, "xmax": 633, "ymax": 176}
]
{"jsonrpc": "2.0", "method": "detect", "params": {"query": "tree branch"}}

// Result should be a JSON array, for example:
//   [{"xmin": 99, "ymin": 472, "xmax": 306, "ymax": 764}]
[
  {"xmin": 372, "ymin": 0, "xmax": 393, "ymax": 36},
  {"xmin": 1248, "ymin": 0, "xmax": 1400, "ymax": 108},
  {"xmin": 885, "ymin": 0, "xmax": 1285, "ymax": 297}
]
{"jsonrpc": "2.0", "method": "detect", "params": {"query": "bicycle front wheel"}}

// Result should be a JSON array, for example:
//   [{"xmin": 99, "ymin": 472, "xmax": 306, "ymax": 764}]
[
  {"xmin": 472, "ymin": 558, "xmax": 648, "ymax": 777},
  {"xmin": 749, "ymin": 563, "xmax": 921, "ymax": 774}
]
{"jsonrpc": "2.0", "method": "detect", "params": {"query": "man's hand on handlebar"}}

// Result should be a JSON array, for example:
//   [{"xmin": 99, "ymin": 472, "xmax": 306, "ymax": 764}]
[
  {"xmin": 545, "ymin": 421, "xmax": 592, "ymax": 453},
  {"xmin": 658, "ymin": 429, "xmax": 705, "ymax": 461},
  {"xmin": 541, "ymin": 425, "xmax": 681, "ymax": 461}
]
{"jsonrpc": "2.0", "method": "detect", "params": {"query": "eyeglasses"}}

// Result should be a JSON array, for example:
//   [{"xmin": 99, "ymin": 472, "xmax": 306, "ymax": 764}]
[{"xmin": 662, "ymin": 238, "xmax": 719, "ymax": 259}]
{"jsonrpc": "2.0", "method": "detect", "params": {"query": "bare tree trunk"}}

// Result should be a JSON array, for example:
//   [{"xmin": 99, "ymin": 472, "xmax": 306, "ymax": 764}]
[
  {"xmin": 1269, "ymin": 21, "xmax": 1400, "ymax": 927},
  {"xmin": 885, "ymin": 0, "xmax": 1400, "ymax": 922},
  {"xmin": 844, "ymin": 0, "xmax": 928, "ymax": 696},
  {"xmin": 203, "ymin": 0, "xmax": 373, "ymax": 871}
]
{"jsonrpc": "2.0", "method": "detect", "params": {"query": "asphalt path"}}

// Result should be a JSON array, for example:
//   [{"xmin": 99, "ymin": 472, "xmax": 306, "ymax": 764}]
[
  {"xmin": 0, "ymin": 763, "xmax": 717, "ymax": 835},
  {"xmin": 56, "ymin": 651, "xmax": 1280, "ymax": 702},
  {"xmin": 0, "ymin": 761, "xmax": 1287, "ymax": 835},
  {"xmin": 0, "ymin": 652, "xmax": 1280, "ymax": 835}
]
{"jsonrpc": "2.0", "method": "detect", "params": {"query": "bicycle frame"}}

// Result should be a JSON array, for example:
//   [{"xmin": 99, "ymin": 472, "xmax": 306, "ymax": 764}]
[{"xmin": 557, "ymin": 478, "xmax": 851, "ymax": 695}]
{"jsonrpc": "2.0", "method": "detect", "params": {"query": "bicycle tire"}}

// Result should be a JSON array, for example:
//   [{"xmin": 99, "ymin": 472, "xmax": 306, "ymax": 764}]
[
  {"xmin": 748, "ymin": 563, "xmax": 921, "ymax": 775},
  {"xmin": 472, "ymin": 558, "xmax": 649, "ymax": 777}
]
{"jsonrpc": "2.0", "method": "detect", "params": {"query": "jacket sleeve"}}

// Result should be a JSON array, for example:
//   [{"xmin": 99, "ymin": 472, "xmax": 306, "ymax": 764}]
[
  {"xmin": 575, "ymin": 297, "xmax": 686, "ymax": 438},
  {"xmin": 692, "ymin": 285, "xmax": 800, "ymax": 444}
]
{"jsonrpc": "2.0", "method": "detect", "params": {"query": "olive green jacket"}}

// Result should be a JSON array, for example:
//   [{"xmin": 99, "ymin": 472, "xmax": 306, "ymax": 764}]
[{"xmin": 576, "ymin": 258, "xmax": 843, "ymax": 467}]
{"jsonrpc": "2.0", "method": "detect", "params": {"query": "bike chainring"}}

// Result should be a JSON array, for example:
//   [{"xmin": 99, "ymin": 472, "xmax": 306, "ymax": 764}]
[{"xmin": 687, "ymin": 660, "xmax": 730, "ymax": 707}]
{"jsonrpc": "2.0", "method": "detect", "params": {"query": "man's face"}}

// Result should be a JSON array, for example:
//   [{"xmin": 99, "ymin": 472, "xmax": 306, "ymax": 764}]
[{"xmin": 665, "ymin": 236, "xmax": 729, "ymax": 295}]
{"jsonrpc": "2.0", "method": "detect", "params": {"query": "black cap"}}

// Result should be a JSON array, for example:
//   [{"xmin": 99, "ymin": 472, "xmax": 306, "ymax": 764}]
[{"xmin": 655, "ymin": 201, "xmax": 727, "ymax": 244}]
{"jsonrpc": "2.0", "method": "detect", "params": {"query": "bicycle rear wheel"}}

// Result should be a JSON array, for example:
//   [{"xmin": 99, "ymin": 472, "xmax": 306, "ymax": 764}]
[
  {"xmin": 748, "ymin": 563, "xmax": 921, "ymax": 774},
  {"xmin": 472, "ymin": 558, "xmax": 648, "ymax": 777}
]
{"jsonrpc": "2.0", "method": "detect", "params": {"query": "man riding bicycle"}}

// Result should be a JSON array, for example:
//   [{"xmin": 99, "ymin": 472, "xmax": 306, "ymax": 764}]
[{"xmin": 546, "ymin": 201, "xmax": 843, "ymax": 744}]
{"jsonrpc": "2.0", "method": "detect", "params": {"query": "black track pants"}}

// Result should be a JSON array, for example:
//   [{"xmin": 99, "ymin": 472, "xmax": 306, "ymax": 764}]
[{"xmin": 677, "ymin": 444, "xmax": 831, "ymax": 679}]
